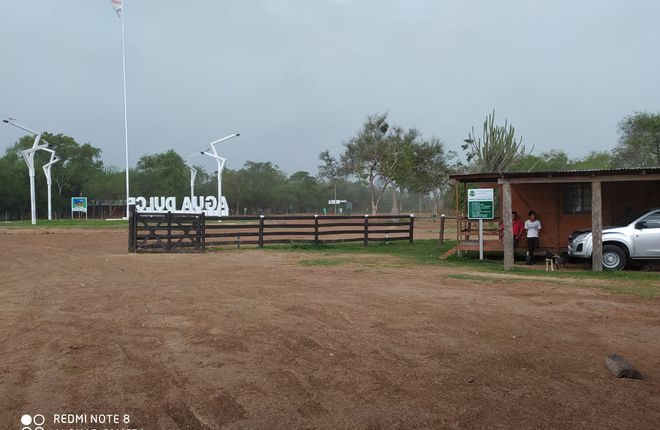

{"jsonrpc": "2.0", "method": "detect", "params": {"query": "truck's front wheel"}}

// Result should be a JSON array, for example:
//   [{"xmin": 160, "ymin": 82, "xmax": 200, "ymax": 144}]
[{"xmin": 602, "ymin": 245, "xmax": 627, "ymax": 270}]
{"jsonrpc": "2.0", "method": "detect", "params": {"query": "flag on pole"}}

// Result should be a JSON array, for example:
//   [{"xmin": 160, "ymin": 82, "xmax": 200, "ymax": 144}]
[{"xmin": 110, "ymin": 0, "xmax": 123, "ymax": 17}]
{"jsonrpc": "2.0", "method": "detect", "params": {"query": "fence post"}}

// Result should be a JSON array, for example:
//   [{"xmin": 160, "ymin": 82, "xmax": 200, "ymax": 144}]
[
  {"xmin": 200, "ymin": 212, "xmax": 206, "ymax": 252},
  {"xmin": 314, "ymin": 215, "xmax": 319, "ymax": 245},
  {"xmin": 363, "ymin": 214, "xmax": 369, "ymax": 246},
  {"xmin": 409, "ymin": 214, "xmax": 415, "ymax": 244},
  {"xmin": 128, "ymin": 204, "xmax": 136, "ymax": 252},
  {"xmin": 258, "ymin": 215, "xmax": 265, "ymax": 248},
  {"xmin": 133, "ymin": 206, "xmax": 138, "ymax": 250},
  {"xmin": 167, "ymin": 211, "xmax": 172, "ymax": 252},
  {"xmin": 439, "ymin": 214, "xmax": 446, "ymax": 244}
]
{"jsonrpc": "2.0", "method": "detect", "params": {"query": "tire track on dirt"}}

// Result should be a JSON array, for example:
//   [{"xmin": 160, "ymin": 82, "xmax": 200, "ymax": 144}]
[{"xmin": 116, "ymin": 336, "xmax": 247, "ymax": 430}]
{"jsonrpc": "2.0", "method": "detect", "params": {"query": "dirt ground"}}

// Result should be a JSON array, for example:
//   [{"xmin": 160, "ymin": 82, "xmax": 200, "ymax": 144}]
[{"xmin": 1, "ymin": 229, "xmax": 659, "ymax": 430}]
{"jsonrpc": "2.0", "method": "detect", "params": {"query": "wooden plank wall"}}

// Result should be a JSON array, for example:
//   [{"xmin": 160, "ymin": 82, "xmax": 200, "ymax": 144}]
[{"xmin": 507, "ymin": 180, "xmax": 660, "ymax": 250}]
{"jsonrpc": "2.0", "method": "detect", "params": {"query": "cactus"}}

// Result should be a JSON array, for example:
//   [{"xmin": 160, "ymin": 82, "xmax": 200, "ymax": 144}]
[{"xmin": 462, "ymin": 110, "xmax": 532, "ymax": 173}]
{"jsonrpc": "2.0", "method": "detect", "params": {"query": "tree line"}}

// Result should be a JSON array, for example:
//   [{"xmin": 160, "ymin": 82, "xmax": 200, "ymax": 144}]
[
  {"xmin": 0, "ymin": 135, "xmax": 435, "ymax": 219},
  {"xmin": 1, "ymin": 110, "xmax": 658, "ymax": 219},
  {"xmin": 460, "ymin": 110, "xmax": 660, "ymax": 173}
]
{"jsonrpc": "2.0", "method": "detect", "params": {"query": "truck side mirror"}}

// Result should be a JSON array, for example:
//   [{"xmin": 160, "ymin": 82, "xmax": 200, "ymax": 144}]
[{"xmin": 635, "ymin": 221, "xmax": 647, "ymax": 230}]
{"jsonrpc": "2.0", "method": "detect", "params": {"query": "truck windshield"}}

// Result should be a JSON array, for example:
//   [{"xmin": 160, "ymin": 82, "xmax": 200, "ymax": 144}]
[{"xmin": 612, "ymin": 210, "xmax": 648, "ymax": 227}]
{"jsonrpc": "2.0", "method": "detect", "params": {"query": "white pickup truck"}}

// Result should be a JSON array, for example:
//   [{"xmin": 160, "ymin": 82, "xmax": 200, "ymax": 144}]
[{"xmin": 568, "ymin": 208, "xmax": 660, "ymax": 270}]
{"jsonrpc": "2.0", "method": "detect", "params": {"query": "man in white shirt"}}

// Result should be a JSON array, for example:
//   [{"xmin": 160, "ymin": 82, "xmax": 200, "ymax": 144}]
[{"xmin": 524, "ymin": 210, "xmax": 542, "ymax": 265}]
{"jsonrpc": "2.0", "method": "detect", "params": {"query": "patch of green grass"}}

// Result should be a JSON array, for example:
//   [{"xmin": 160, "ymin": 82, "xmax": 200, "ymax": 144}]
[
  {"xmin": 583, "ymin": 282, "xmax": 660, "ymax": 297},
  {"xmin": 445, "ymin": 273, "xmax": 494, "ymax": 283},
  {"xmin": 445, "ymin": 253, "xmax": 660, "ymax": 297},
  {"xmin": 445, "ymin": 273, "xmax": 539, "ymax": 284},
  {"xmin": 0, "ymin": 219, "xmax": 127, "ymax": 229},
  {"xmin": 446, "ymin": 270, "xmax": 659, "ymax": 297},
  {"xmin": 267, "ymin": 240, "xmax": 659, "ymax": 297},
  {"xmin": 517, "ymin": 266, "xmax": 660, "ymax": 281},
  {"xmin": 446, "ymin": 251, "xmax": 660, "ymax": 282},
  {"xmin": 268, "ymin": 239, "xmax": 457, "ymax": 265},
  {"xmin": 299, "ymin": 258, "xmax": 352, "ymax": 267},
  {"xmin": 298, "ymin": 256, "xmax": 386, "ymax": 268}
]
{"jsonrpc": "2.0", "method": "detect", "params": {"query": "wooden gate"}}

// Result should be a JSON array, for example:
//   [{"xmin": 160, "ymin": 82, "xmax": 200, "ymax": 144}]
[{"xmin": 129, "ymin": 208, "xmax": 205, "ymax": 253}]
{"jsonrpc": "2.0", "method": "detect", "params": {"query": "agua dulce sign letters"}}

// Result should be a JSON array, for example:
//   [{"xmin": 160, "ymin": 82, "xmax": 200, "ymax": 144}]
[{"xmin": 128, "ymin": 195, "xmax": 229, "ymax": 216}]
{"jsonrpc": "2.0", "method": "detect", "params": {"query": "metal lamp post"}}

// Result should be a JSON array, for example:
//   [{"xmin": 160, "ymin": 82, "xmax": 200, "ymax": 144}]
[
  {"xmin": 22, "ymin": 140, "xmax": 48, "ymax": 225},
  {"xmin": 41, "ymin": 148, "xmax": 60, "ymax": 220},
  {"xmin": 3, "ymin": 119, "xmax": 55, "ymax": 225},
  {"xmin": 184, "ymin": 159, "xmax": 198, "ymax": 200},
  {"xmin": 200, "ymin": 133, "xmax": 240, "ymax": 216}
]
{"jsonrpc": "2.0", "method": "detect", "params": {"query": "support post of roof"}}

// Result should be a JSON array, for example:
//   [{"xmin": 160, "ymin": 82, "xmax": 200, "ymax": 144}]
[
  {"xmin": 502, "ymin": 182, "xmax": 514, "ymax": 271},
  {"xmin": 591, "ymin": 180, "xmax": 603, "ymax": 272}
]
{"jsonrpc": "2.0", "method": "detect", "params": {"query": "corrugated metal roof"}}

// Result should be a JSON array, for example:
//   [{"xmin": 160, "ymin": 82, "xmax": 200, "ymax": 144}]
[{"xmin": 450, "ymin": 167, "xmax": 660, "ymax": 182}]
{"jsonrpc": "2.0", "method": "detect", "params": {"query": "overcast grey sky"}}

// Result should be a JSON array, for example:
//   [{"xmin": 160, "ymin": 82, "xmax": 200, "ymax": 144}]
[{"xmin": 1, "ymin": 0, "xmax": 659, "ymax": 174}]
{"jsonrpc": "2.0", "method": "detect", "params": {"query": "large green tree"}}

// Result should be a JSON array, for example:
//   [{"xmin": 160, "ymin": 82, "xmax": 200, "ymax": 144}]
[
  {"xmin": 514, "ymin": 150, "xmax": 612, "ymax": 172},
  {"xmin": 402, "ymin": 138, "xmax": 456, "ymax": 213},
  {"xmin": 612, "ymin": 111, "xmax": 660, "ymax": 167},
  {"xmin": 0, "ymin": 150, "xmax": 29, "ymax": 218},
  {"xmin": 341, "ymin": 113, "xmax": 419, "ymax": 214},
  {"xmin": 383, "ymin": 127, "xmax": 421, "ymax": 214},
  {"xmin": 318, "ymin": 150, "xmax": 346, "ymax": 213},
  {"xmin": 286, "ymin": 171, "xmax": 323, "ymax": 213},
  {"xmin": 86, "ymin": 167, "xmax": 126, "ymax": 216},
  {"xmin": 571, "ymin": 151, "xmax": 613, "ymax": 170},
  {"xmin": 133, "ymin": 150, "xmax": 189, "ymax": 200},
  {"xmin": 197, "ymin": 162, "xmax": 373, "ymax": 215},
  {"xmin": 0, "ymin": 133, "xmax": 105, "ymax": 218},
  {"xmin": 234, "ymin": 161, "xmax": 288, "ymax": 213}
]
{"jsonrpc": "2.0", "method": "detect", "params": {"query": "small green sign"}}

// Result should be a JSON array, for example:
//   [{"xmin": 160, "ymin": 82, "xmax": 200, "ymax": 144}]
[
  {"xmin": 467, "ymin": 189, "xmax": 494, "ymax": 219},
  {"xmin": 71, "ymin": 197, "xmax": 88, "ymax": 213}
]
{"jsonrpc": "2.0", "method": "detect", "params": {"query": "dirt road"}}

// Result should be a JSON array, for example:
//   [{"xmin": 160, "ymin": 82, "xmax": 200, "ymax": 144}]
[{"xmin": 0, "ymin": 229, "xmax": 658, "ymax": 429}]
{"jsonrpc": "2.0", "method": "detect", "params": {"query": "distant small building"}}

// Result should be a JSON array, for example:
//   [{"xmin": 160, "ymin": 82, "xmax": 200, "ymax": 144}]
[
  {"xmin": 87, "ymin": 200, "xmax": 126, "ymax": 219},
  {"xmin": 448, "ymin": 167, "xmax": 660, "ymax": 271}
]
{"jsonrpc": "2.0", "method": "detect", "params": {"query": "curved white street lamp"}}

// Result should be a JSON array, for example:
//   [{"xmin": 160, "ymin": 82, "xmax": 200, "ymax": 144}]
[
  {"xmin": 41, "ymin": 148, "xmax": 60, "ymax": 220},
  {"xmin": 183, "ymin": 153, "xmax": 199, "ymax": 200},
  {"xmin": 200, "ymin": 133, "xmax": 240, "ymax": 216},
  {"xmin": 3, "ymin": 118, "xmax": 57, "ymax": 224}
]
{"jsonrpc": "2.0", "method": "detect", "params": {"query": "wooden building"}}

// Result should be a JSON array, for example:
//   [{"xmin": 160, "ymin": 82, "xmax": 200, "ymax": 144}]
[{"xmin": 450, "ymin": 167, "xmax": 660, "ymax": 271}]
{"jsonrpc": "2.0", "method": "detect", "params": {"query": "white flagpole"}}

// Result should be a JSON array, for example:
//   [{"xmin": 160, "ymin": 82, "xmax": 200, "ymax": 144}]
[{"xmin": 120, "ymin": 5, "xmax": 130, "ymax": 219}]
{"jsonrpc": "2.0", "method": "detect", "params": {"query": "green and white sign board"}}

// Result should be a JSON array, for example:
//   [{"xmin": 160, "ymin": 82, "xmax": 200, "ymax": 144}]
[
  {"xmin": 467, "ymin": 188, "xmax": 494, "ymax": 220},
  {"xmin": 71, "ymin": 197, "xmax": 88, "ymax": 213}
]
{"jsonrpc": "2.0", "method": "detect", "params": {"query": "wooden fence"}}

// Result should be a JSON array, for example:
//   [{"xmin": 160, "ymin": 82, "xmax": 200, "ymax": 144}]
[{"xmin": 129, "ymin": 207, "xmax": 415, "ymax": 253}]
